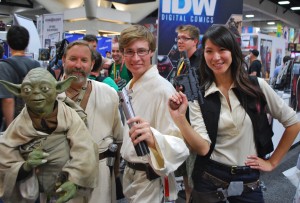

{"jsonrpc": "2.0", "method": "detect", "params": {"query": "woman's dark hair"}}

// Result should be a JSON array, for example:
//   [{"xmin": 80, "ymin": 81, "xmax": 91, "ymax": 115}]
[{"xmin": 199, "ymin": 25, "xmax": 265, "ymax": 100}]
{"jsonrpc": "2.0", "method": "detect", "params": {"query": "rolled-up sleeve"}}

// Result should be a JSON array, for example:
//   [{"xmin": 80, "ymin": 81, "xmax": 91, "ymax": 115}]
[{"xmin": 258, "ymin": 78, "xmax": 298, "ymax": 127}]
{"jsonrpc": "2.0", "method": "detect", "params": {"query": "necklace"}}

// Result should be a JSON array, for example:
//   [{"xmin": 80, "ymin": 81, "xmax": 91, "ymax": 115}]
[{"xmin": 66, "ymin": 81, "xmax": 88, "ymax": 105}]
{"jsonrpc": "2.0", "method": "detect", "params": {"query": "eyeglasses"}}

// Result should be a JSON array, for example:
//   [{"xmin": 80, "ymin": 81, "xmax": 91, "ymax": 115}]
[
  {"xmin": 123, "ymin": 49, "xmax": 150, "ymax": 57},
  {"xmin": 175, "ymin": 37, "xmax": 194, "ymax": 42}
]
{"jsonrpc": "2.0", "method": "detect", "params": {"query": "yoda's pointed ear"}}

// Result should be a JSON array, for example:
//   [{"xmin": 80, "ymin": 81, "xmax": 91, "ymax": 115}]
[
  {"xmin": 56, "ymin": 76, "xmax": 77, "ymax": 94},
  {"xmin": 0, "ymin": 80, "xmax": 22, "ymax": 97}
]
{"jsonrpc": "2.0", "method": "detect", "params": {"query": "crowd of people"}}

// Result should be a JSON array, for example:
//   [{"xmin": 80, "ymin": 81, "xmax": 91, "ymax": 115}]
[{"xmin": 0, "ymin": 23, "xmax": 299, "ymax": 203}]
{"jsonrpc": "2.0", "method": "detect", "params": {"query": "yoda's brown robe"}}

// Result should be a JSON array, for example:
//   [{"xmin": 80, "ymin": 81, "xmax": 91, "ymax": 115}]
[{"xmin": 0, "ymin": 100, "xmax": 98, "ymax": 203}]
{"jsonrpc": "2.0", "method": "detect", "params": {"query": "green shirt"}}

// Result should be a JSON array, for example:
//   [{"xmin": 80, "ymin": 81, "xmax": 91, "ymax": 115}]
[
  {"xmin": 109, "ymin": 63, "xmax": 131, "ymax": 84},
  {"xmin": 88, "ymin": 75, "xmax": 118, "ymax": 91}
]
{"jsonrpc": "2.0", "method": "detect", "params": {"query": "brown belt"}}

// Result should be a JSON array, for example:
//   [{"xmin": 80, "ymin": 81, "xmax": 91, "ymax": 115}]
[
  {"xmin": 127, "ymin": 161, "xmax": 149, "ymax": 171},
  {"xmin": 99, "ymin": 150, "xmax": 114, "ymax": 160},
  {"xmin": 207, "ymin": 159, "xmax": 258, "ymax": 175},
  {"xmin": 126, "ymin": 161, "xmax": 160, "ymax": 181}
]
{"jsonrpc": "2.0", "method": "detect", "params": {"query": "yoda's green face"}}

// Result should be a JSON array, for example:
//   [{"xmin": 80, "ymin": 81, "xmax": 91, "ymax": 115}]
[
  {"xmin": 0, "ymin": 68, "xmax": 76, "ymax": 117},
  {"xmin": 21, "ymin": 73, "xmax": 57, "ymax": 115}
]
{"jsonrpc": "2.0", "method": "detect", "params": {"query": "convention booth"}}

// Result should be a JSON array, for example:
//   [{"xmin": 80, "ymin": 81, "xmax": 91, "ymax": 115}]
[{"xmin": 242, "ymin": 33, "xmax": 300, "ymax": 150}]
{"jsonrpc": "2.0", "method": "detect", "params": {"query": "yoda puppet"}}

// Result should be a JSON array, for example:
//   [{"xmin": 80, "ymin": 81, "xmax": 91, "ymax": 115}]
[{"xmin": 0, "ymin": 68, "xmax": 98, "ymax": 203}]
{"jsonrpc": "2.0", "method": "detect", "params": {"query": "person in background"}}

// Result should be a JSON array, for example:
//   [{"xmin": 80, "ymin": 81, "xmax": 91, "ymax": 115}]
[
  {"xmin": 0, "ymin": 25, "xmax": 40, "ymax": 129},
  {"xmin": 271, "ymin": 55, "xmax": 291, "ymax": 86},
  {"xmin": 0, "ymin": 43, "xmax": 7, "ymax": 59},
  {"xmin": 61, "ymin": 40, "xmax": 123, "ymax": 203},
  {"xmin": 83, "ymin": 34, "xmax": 113, "ymax": 69},
  {"xmin": 248, "ymin": 49, "xmax": 262, "ymax": 77},
  {"xmin": 88, "ymin": 50, "xmax": 118, "ymax": 91},
  {"xmin": 174, "ymin": 24, "xmax": 202, "ymax": 203},
  {"xmin": 108, "ymin": 42, "xmax": 132, "ymax": 90},
  {"xmin": 106, "ymin": 50, "xmax": 112, "ymax": 59},
  {"xmin": 0, "ymin": 21, "xmax": 5, "ymax": 31},
  {"xmin": 119, "ymin": 24, "xmax": 189, "ymax": 203},
  {"xmin": 169, "ymin": 25, "xmax": 300, "ymax": 202},
  {"xmin": 175, "ymin": 24, "xmax": 201, "ymax": 75}
]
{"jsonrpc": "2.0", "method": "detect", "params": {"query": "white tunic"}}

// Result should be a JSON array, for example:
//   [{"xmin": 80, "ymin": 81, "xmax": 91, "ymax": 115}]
[
  {"xmin": 121, "ymin": 65, "xmax": 189, "ymax": 202},
  {"xmin": 61, "ymin": 80, "xmax": 123, "ymax": 203}
]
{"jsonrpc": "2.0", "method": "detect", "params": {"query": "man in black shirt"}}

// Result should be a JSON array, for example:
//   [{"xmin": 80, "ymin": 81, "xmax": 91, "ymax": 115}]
[
  {"xmin": 248, "ymin": 49, "xmax": 262, "ymax": 77},
  {"xmin": 175, "ymin": 25, "xmax": 201, "ymax": 75},
  {"xmin": 174, "ymin": 24, "xmax": 201, "ymax": 203}
]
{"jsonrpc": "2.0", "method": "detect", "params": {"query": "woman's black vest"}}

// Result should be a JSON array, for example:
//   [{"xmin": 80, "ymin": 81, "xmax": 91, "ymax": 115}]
[{"xmin": 193, "ymin": 77, "xmax": 274, "ymax": 176}]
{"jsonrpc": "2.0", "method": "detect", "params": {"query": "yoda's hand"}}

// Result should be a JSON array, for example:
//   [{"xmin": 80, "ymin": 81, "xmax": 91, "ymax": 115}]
[
  {"xmin": 23, "ymin": 149, "xmax": 49, "ymax": 172},
  {"xmin": 56, "ymin": 181, "xmax": 77, "ymax": 203}
]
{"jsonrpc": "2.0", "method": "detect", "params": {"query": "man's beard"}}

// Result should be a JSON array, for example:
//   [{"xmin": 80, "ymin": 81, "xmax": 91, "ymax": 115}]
[{"xmin": 65, "ymin": 70, "xmax": 87, "ymax": 84}]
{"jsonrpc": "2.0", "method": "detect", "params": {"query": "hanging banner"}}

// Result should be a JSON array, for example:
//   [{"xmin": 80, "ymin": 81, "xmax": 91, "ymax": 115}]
[
  {"xmin": 42, "ymin": 14, "xmax": 64, "ymax": 48},
  {"xmin": 157, "ymin": 0, "xmax": 243, "ymax": 79}
]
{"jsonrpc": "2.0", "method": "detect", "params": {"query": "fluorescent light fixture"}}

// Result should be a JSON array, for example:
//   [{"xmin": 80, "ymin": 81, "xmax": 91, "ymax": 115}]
[
  {"xmin": 267, "ymin": 21, "xmax": 275, "ymax": 25},
  {"xmin": 291, "ymin": 7, "xmax": 300, "ymax": 10},
  {"xmin": 278, "ymin": 1, "xmax": 290, "ymax": 5},
  {"xmin": 245, "ymin": 14, "xmax": 254, "ymax": 18}
]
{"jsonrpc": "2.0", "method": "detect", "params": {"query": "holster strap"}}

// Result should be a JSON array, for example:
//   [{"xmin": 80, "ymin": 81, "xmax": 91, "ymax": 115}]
[
  {"xmin": 191, "ymin": 190, "xmax": 225, "ymax": 203},
  {"xmin": 202, "ymin": 171, "xmax": 260, "ymax": 192},
  {"xmin": 99, "ymin": 149, "xmax": 115, "ymax": 160},
  {"xmin": 191, "ymin": 172, "xmax": 261, "ymax": 202}
]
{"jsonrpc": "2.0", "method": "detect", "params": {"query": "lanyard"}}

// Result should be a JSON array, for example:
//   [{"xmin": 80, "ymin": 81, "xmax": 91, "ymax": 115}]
[{"xmin": 113, "ymin": 60, "xmax": 125, "ymax": 79}]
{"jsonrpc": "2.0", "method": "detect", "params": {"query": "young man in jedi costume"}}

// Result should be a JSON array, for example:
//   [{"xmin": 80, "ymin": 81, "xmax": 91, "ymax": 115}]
[{"xmin": 0, "ymin": 68, "xmax": 98, "ymax": 203}]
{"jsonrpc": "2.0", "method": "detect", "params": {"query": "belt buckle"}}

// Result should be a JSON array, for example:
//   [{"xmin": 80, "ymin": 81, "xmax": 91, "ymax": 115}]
[{"xmin": 231, "ymin": 166, "xmax": 237, "ymax": 174}]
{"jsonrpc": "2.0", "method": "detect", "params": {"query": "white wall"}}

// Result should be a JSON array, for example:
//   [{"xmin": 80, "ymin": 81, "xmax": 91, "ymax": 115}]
[
  {"xmin": 0, "ymin": 31, "xmax": 6, "ymax": 40},
  {"xmin": 13, "ymin": 14, "xmax": 41, "ymax": 60}
]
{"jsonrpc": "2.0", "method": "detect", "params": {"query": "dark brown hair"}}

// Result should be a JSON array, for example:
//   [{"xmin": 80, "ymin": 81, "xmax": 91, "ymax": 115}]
[{"xmin": 200, "ymin": 25, "xmax": 265, "ymax": 100}]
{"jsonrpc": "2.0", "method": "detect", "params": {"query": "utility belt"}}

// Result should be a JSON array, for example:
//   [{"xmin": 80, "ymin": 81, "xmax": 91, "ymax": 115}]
[
  {"xmin": 99, "ymin": 143, "xmax": 118, "ymax": 169},
  {"xmin": 126, "ymin": 161, "xmax": 160, "ymax": 181},
  {"xmin": 191, "ymin": 159, "xmax": 260, "ymax": 203}
]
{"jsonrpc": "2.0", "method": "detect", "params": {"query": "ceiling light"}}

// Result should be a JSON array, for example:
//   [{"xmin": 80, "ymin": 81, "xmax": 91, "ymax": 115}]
[
  {"xmin": 267, "ymin": 21, "xmax": 275, "ymax": 25},
  {"xmin": 291, "ymin": 7, "xmax": 300, "ymax": 10},
  {"xmin": 245, "ymin": 14, "xmax": 254, "ymax": 18},
  {"xmin": 278, "ymin": 1, "xmax": 290, "ymax": 5}
]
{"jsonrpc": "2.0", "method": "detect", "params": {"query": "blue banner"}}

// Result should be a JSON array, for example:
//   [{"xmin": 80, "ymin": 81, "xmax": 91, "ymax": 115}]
[
  {"xmin": 97, "ymin": 37, "xmax": 112, "ymax": 57},
  {"xmin": 158, "ymin": 0, "xmax": 243, "ymax": 78},
  {"xmin": 64, "ymin": 33, "xmax": 84, "ymax": 42},
  {"xmin": 64, "ymin": 33, "xmax": 112, "ymax": 57}
]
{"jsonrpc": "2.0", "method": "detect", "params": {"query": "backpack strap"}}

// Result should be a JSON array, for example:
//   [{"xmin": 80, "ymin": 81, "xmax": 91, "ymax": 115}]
[{"xmin": 0, "ymin": 58, "xmax": 28, "ymax": 82}]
